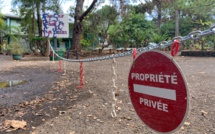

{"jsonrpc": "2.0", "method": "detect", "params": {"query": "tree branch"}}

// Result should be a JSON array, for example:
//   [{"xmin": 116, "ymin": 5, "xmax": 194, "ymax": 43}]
[{"xmin": 79, "ymin": 0, "xmax": 98, "ymax": 21}]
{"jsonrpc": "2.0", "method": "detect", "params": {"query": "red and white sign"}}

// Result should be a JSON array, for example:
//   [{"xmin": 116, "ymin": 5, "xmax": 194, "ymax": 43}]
[{"xmin": 128, "ymin": 50, "xmax": 189, "ymax": 133}]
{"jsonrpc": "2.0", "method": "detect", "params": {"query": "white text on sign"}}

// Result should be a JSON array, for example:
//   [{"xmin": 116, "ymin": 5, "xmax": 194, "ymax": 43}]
[
  {"xmin": 140, "ymin": 97, "xmax": 168, "ymax": 112},
  {"xmin": 131, "ymin": 73, "xmax": 178, "ymax": 84}
]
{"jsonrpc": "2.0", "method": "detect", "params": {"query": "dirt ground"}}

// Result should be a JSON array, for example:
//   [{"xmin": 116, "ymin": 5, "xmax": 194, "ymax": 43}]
[{"xmin": 0, "ymin": 53, "xmax": 214, "ymax": 134}]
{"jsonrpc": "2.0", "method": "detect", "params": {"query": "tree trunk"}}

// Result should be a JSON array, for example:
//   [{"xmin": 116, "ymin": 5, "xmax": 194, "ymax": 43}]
[
  {"xmin": 71, "ymin": 0, "xmax": 84, "ymax": 51},
  {"xmin": 119, "ymin": 0, "xmax": 125, "ymax": 17},
  {"xmin": 71, "ymin": 0, "xmax": 98, "ymax": 52},
  {"xmin": 157, "ymin": 4, "xmax": 162, "ymax": 28},
  {"xmin": 36, "ymin": 1, "xmax": 46, "ymax": 56},
  {"xmin": 42, "ymin": 0, "xmax": 49, "ymax": 57},
  {"xmin": 153, "ymin": 0, "xmax": 162, "ymax": 28},
  {"xmin": 70, "ymin": 0, "xmax": 84, "ymax": 52},
  {"xmin": 35, "ymin": 1, "xmax": 41, "ymax": 55},
  {"xmin": 31, "ymin": 1, "xmax": 38, "ymax": 54},
  {"xmin": 175, "ymin": 9, "xmax": 180, "ymax": 36},
  {"xmin": 36, "ymin": 1, "xmax": 42, "ymax": 37}
]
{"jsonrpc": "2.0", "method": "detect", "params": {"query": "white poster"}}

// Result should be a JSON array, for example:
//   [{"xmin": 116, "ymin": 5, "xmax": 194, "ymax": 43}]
[{"xmin": 42, "ymin": 13, "xmax": 69, "ymax": 38}]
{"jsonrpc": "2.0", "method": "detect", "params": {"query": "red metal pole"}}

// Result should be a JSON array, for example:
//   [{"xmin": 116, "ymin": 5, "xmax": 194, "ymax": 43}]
[
  {"xmin": 58, "ymin": 60, "xmax": 62, "ymax": 72},
  {"xmin": 77, "ymin": 62, "xmax": 84, "ymax": 89}
]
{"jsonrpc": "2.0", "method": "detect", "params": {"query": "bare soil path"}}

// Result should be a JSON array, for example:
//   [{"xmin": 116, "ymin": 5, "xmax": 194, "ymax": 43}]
[{"xmin": 0, "ymin": 54, "xmax": 214, "ymax": 134}]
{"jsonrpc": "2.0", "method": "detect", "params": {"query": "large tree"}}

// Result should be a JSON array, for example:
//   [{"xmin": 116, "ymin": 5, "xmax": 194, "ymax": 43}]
[
  {"xmin": 84, "ymin": 5, "xmax": 118, "ymax": 52},
  {"xmin": 166, "ymin": 0, "xmax": 215, "ymax": 35},
  {"xmin": 109, "ymin": 11, "xmax": 155, "ymax": 48},
  {"xmin": 136, "ymin": 0, "xmax": 171, "ymax": 28},
  {"xmin": 70, "ymin": 0, "xmax": 98, "ymax": 52},
  {"xmin": 70, "ymin": 0, "xmax": 142, "ymax": 52},
  {"xmin": 137, "ymin": 0, "xmax": 215, "ymax": 36}
]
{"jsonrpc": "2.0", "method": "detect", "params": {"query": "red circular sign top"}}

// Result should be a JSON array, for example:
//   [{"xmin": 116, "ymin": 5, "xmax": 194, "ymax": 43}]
[{"xmin": 128, "ymin": 51, "xmax": 189, "ymax": 133}]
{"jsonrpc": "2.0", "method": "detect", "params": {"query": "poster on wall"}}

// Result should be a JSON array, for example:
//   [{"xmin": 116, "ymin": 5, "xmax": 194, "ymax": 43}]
[{"xmin": 42, "ymin": 13, "xmax": 69, "ymax": 38}]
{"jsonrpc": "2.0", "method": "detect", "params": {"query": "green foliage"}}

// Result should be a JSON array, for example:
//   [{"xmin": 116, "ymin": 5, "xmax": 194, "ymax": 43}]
[
  {"xmin": 108, "ymin": 24, "xmax": 121, "ymax": 47},
  {"xmin": 83, "ymin": 5, "xmax": 118, "ymax": 47},
  {"xmin": 202, "ymin": 35, "xmax": 215, "ymax": 50},
  {"xmin": 179, "ymin": 18, "xmax": 194, "ymax": 36},
  {"xmin": 7, "ymin": 42, "xmax": 23, "ymax": 55},
  {"xmin": 0, "ymin": 13, "xmax": 6, "ymax": 30},
  {"xmin": 160, "ymin": 20, "xmax": 175, "ymax": 38},
  {"xmin": 19, "ymin": 6, "xmax": 37, "ymax": 38},
  {"xmin": 5, "ymin": 0, "xmax": 215, "ymax": 52},
  {"xmin": 31, "ymin": 37, "xmax": 47, "ymax": 41},
  {"xmin": 96, "ymin": 5, "xmax": 118, "ymax": 24},
  {"xmin": 152, "ymin": 0, "xmax": 215, "ymax": 37},
  {"xmin": 0, "ymin": 44, "xmax": 3, "ymax": 52},
  {"xmin": 133, "ymin": 3, "xmax": 154, "ymax": 14},
  {"xmin": 80, "ymin": 39, "xmax": 90, "ymax": 48},
  {"xmin": 150, "ymin": 33, "xmax": 167, "ymax": 44},
  {"xmin": 108, "ymin": 12, "xmax": 155, "ymax": 48},
  {"xmin": 160, "ymin": 18, "xmax": 194, "ymax": 38}
]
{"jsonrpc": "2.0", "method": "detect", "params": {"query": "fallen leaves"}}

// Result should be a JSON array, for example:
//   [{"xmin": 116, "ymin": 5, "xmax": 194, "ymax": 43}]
[
  {"xmin": 20, "ymin": 97, "xmax": 44, "ymax": 108},
  {"xmin": 181, "ymin": 122, "xmax": 191, "ymax": 130},
  {"xmin": 0, "ymin": 109, "xmax": 8, "ymax": 116},
  {"xmin": 2, "ymin": 120, "xmax": 27, "ymax": 132},
  {"xmin": 96, "ymin": 119, "xmax": 104, "ymax": 123},
  {"xmin": 87, "ymin": 114, "xmax": 97, "ymax": 120},
  {"xmin": 198, "ymin": 72, "xmax": 206, "ymax": 74},
  {"xmin": 184, "ymin": 122, "xmax": 190, "ymax": 126},
  {"xmin": 15, "ymin": 111, "xmax": 26, "ymax": 118},
  {"xmin": 129, "ymin": 108, "xmax": 134, "ymax": 112},
  {"xmin": 70, "ymin": 131, "xmax": 75, "ymax": 134},
  {"xmin": 117, "ymin": 107, "xmax": 122, "ymax": 111},
  {"xmin": 59, "ymin": 111, "xmax": 66, "ymax": 115},
  {"xmin": 121, "ymin": 116, "xmax": 132, "ymax": 121},
  {"xmin": 34, "ymin": 113, "xmax": 43, "ymax": 116},
  {"xmin": 201, "ymin": 110, "xmax": 208, "ymax": 116},
  {"xmin": 44, "ymin": 94, "xmax": 55, "ymax": 100}
]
